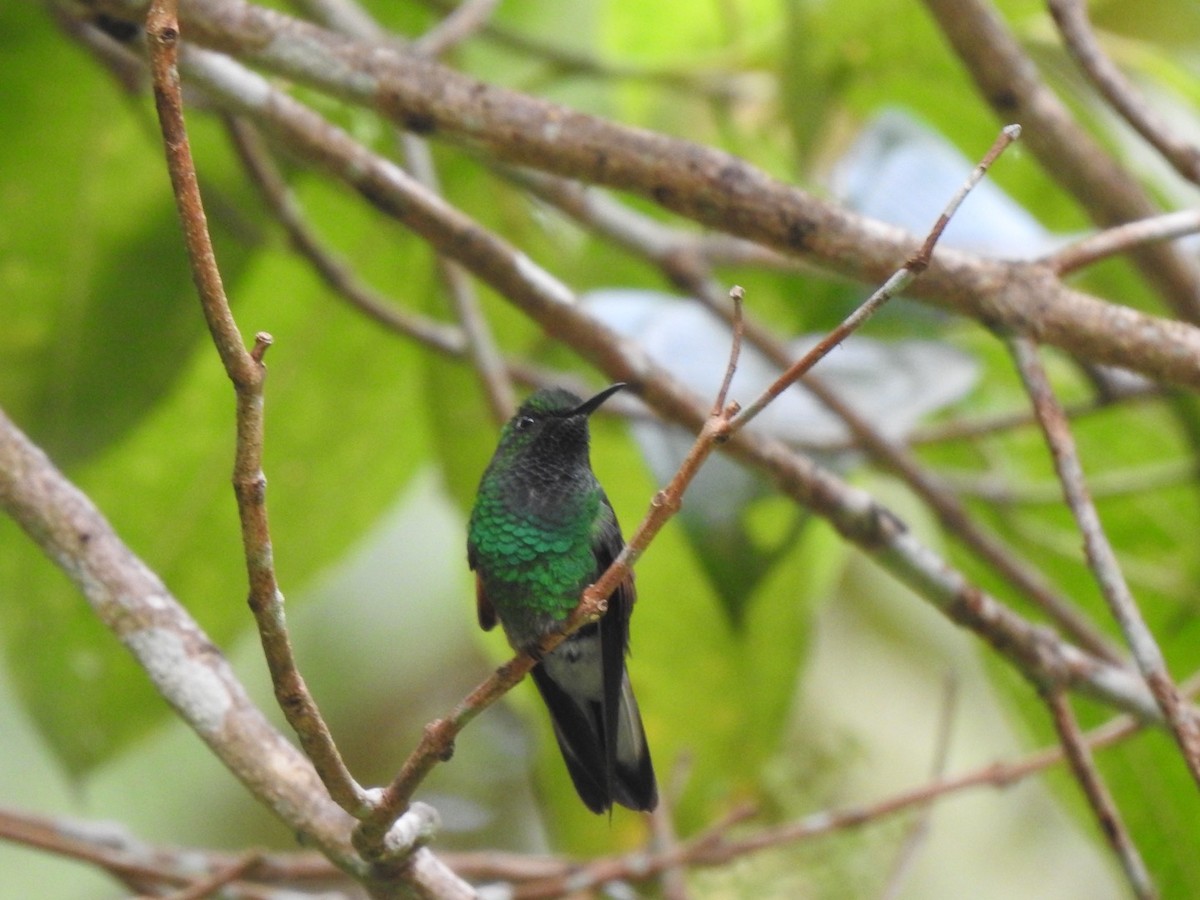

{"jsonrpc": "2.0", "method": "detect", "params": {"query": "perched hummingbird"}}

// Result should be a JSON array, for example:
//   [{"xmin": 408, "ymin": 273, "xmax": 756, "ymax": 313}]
[{"xmin": 467, "ymin": 384, "xmax": 657, "ymax": 814}]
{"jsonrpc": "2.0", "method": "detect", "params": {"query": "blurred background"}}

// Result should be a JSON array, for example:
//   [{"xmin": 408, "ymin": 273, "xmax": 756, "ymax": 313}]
[{"xmin": 4, "ymin": 0, "xmax": 1200, "ymax": 896}]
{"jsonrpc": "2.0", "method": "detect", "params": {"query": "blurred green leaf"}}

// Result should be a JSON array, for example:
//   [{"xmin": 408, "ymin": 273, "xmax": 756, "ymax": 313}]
[{"xmin": 0, "ymin": 143, "xmax": 434, "ymax": 772}]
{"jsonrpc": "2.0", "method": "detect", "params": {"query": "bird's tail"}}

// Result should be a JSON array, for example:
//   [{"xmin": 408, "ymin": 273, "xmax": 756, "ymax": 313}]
[{"xmin": 530, "ymin": 662, "xmax": 657, "ymax": 814}]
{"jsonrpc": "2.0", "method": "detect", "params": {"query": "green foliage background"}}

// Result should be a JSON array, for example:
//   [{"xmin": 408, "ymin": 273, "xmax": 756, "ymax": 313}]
[{"xmin": 2, "ymin": 0, "xmax": 1200, "ymax": 896}]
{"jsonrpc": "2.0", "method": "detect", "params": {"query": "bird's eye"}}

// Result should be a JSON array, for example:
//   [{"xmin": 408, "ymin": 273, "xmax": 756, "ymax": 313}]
[{"xmin": 514, "ymin": 415, "xmax": 534, "ymax": 431}]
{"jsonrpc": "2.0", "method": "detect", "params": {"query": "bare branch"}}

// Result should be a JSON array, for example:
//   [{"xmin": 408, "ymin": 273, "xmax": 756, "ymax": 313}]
[
  {"xmin": 921, "ymin": 0, "xmax": 1200, "ymax": 321},
  {"xmin": 143, "ymin": 851, "xmax": 262, "ymax": 900},
  {"xmin": 145, "ymin": 0, "xmax": 369, "ymax": 817},
  {"xmin": 224, "ymin": 117, "xmax": 467, "ymax": 354},
  {"xmin": 879, "ymin": 677, "xmax": 958, "ymax": 900},
  {"xmin": 1008, "ymin": 333, "xmax": 1200, "ymax": 785},
  {"xmin": 1043, "ymin": 690, "xmax": 1156, "ymax": 899},
  {"xmin": 413, "ymin": 0, "xmax": 502, "ymax": 57},
  {"xmin": 1048, "ymin": 0, "xmax": 1200, "ymax": 187},
  {"xmin": 0, "ymin": 410, "xmax": 363, "ymax": 875},
  {"xmin": 1045, "ymin": 210, "xmax": 1200, "ymax": 277},
  {"xmin": 79, "ymin": 0, "xmax": 1200, "ymax": 388}
]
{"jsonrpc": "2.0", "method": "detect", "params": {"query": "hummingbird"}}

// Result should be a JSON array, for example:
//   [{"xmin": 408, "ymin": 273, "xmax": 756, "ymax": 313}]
[{"xmin": 467, "ymin": 383, "xmax": 658, "ymax": 814}]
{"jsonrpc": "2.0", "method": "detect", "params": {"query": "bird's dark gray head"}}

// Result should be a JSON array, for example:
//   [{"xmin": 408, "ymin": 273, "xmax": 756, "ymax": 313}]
[{"xmin": 493, "ymin": 383, "xmax": 625, "ymax": 464}]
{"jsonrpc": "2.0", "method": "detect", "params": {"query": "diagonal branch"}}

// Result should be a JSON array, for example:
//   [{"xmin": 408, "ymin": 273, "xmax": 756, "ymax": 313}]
[
  {"xmin": 1048, "ymin": 0, "xmax": 1200, "ymax": 187},
  {"xmin": 0, "ymin": 409, "xmax": 364, "ymax": 878},
  {"xmin": 1043, "ymin": 689, "xmax": 1156, "ymax": 899},
  {"xmin": 921, "ymin": 0, "xmax": 1200, "ymax": 321},
  {"xmin": 80, "ymin": 0, "xmax": 1200, "ymax": 388},
  {"xmin": 1008, "ymin": 333, "xmax": 1200, "ymax": 787}
]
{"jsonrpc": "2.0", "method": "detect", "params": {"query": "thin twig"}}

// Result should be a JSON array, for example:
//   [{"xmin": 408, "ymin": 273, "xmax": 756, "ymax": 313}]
[
  {"xmin": 142, "ymin": 851, "xmax": 262, "ymax": 900},
  {"xmin": 712, "ymin": 285, "xmax": 744, "ymax": 416},
  {"xmin": 144, "ymin": 0, "xmax": 369, "ymax": 816},
  {"xmin": 879, "ymin": 676, "xmax": 958, "ymax": 900},
  {"xmin": 506, "ymin": 167, "xmax": 805, "ymax": 274},
  {"xmin": 939, "ymin": 457, "xmax": 1199, "ymax": 507},
  {"xmin": 731, "ymin": 125, "xmax": 1021, "ymax": 433},
  {"xmin": 1043, "ymin": 690, "xmax": 1156, "ymax": 899},
  {"xmin": 401, "ymin": 132, "xmax": 516, "ymax": 422},
  {"xmin": 1045, "ymin": 210, "xmax": 1200, "ymax": 276},
  {"xmin": 223, "ymin": 117, "xmax": 466, "ymax": 354},
  {"xmin": 1048, "ymin": 0, "xmax": 1200, "ymax": 187},
  {"xmin": 410, "ymin": 0, "xmax": 744, "ymax": 99},
  {"xmin": 909, "ymin": 382, "xmax": 1160, "ymax": 445},
  {"xmin": 1007, "ymin": 333, "xmax": 1200, "ymax": 787},
  {"xmin": 649, "ymin": 790, "xmax": 692, "ymax": 900},
  {"xmin": 413, "ymin": 0, "xmax": 502, "ymax": 57}
]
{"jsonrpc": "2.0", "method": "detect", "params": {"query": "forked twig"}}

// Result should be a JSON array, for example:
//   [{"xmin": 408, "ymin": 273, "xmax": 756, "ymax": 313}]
[{"xmin": 145, "ymin": 0, "xmax": 369, "ymax": 816}]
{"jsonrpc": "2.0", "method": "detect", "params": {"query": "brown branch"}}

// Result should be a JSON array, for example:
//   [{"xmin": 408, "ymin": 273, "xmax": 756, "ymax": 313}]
[
  {"xmin": 939, "ymin": 456, "xmax": 1199, "ymax": 507},
  {"xmin": 411, "ymin": 0, "xmax": 743, "ymax": 99},
  {"xmin": 1048, "ymin": 0, "xmax": 1200, "ymax": 187},
  {"xmin": 1043, "ymin": 690, "xmax": 1156, "ymax": 899},
  {"xmin": 404, "ymin": 133, "xmax": 517, "ymax": 422},
  {"xmin": 1045, "ymin": 210, "xmax": 1200, "ymax": 277},
  {"xmin": 648, "ymin": 788, "xmax": 693, "ymax": 900},
  {"xmin": 730, "ymin": 125, "xmax": 1020, "ymax": 432},
  {"xmin": 81, "ymin": 0, "xmax": 1200, "ymax": 389},
  {"xmin": 1007, "ymin": 333, "xmax": 1200, "ymax": 786},
  {"xmin": 412, "ymin": 0, "xmax": 501, "ymax": 57},
  {"xmin": 144, "ymin": 0, "xmax": 370, "ymax": 818},
  {"xmin": 921, "ymin": 0, "xmax": 1200, "ymax": 322},
  {"xmin": 0, "ymin": 410, "xmax": 365, "ymax": 878},
  {"xmin": 0, "ymin": 806, "xmax": 349, "ymax": 898},
  {"xmin": 224, "ymin": 117, "xmax": 467, "ymax": 354},
  {"xmin": 143, "ymin": 851, "xmax": 262, "ymax": 900},
  {"xmin": 504, "ymin": 167, "xmax": 805, "ymax": 275}
]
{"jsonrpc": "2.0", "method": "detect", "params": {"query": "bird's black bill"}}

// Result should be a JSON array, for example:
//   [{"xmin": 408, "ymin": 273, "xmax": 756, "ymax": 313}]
[{"xmin": 570, "ymin": 382, "xmax": 626, "ymax": 418}]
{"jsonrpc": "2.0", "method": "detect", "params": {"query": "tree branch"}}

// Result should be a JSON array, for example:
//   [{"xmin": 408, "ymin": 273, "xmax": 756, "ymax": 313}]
[
  {"xmin": 1008, "ymin": 333, "xmax": 1200, "ymax": 785},
  {"xmin": 0, "ymin": 409, "xmax": 362, "ymax": 877},
  {"xmin": 1043, "ymin": 690, "xmax": 1156, "ymax": 899},
  {"xmin": 921, "ymin": 0, "xmax": 1200, "ymax": 321},
  {"xmin": 1048, "ymin": 0, "xmax": 1200, "ymax": 187},
  {"xmin": 80, "ymin": 0, "xmax": 1200, "ymax": 388},
  {"xmin": 145, "ymin": 0, "xmax": 370, "ymax": 817}
]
